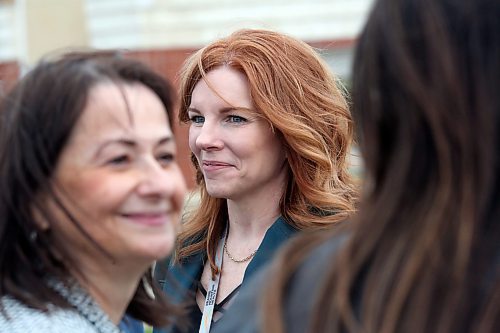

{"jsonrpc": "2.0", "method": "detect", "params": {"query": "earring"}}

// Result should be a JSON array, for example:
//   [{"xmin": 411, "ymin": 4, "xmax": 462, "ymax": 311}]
[{"xmin": 29, "ymin": 230, "xmax": 38, "ymax": 242}]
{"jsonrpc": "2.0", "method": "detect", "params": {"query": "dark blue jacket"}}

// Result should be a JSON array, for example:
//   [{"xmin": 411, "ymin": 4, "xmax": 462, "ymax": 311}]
[
  {"xmin": 119, "ymin": 314, "xmax": 145, "ymax": 333},
  {"xmin": 212, "ymin": 233, "xmax": 347, "ymax": 333},
  {"xmin": 153, "ymin": 216, "xmax": 298, "ymax": 333}
]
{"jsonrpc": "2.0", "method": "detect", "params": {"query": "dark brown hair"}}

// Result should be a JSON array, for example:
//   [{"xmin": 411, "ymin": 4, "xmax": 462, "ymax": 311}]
[
  {"xmin": 262, "ymin": 0, "xmax": 500, "ymax": 332},
  {"xmin": 0, "ymin": 52, "xmax": 182, "ymax": 326}
]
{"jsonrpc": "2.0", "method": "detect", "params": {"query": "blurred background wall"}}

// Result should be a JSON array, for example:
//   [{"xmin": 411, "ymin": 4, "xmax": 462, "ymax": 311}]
[{"xmin": 0, "ymin": 0, "xmax": 371, "ymax": 188}]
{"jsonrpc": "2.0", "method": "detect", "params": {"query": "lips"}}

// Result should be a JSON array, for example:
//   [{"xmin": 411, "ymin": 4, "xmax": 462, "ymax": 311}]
[
  {"xmin": 120, "ymin": 212, "xmax": 170, "ymax": 226},
  {"xmin": 201, "ymin": 160, "xmax": 233, "ymax": 172},
  {"xmin": 202, "ymin": 160, "xmax": 231, "ymax": 166}
]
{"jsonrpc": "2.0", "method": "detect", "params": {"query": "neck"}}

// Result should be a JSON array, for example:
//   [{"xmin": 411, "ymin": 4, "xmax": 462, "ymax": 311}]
[
  {"xmin": 224, "ymin": 166, "xmax": 287, "ymax": 254},
  {"xmin": 71, "ymin": 256, "xmax": 145, "ymax": 324},
  {"xmin": 227, "ymin": 179, "xmax": 283, "ymax": 240},
  {"xmin": 226, "ymin": 203, "xmax": 280, "ymax": 237}
]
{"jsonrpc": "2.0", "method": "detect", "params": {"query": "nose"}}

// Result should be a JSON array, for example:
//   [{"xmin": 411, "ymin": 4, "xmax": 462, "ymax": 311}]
[
  {"xmin": 194, "ymin": 121, "xmax": 224, "ymax": 151},
  {"xmin": 136, "ymin": 158, "xmax": 187, "ymax": 203}
]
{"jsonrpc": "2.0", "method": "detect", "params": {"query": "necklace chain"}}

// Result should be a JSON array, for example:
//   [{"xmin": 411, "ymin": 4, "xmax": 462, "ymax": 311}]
[{"xmin": 223, "ymin": 242, "xmax": 257, "ymax": 263}]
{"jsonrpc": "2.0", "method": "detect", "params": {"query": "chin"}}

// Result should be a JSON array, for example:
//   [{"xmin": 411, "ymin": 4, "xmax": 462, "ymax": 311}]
[
  {"xmin": 205, "ymin": 186, "xmax": 232, "ymax": 198},
  {"xmin": 131, "ymin": 237, "xmax": 176, "ymax": 262}
]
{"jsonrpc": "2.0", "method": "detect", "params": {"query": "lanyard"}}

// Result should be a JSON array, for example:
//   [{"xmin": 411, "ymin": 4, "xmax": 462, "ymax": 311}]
[{"xmin": 199, "ymin": 227, "xmax": 227, "ymax": 333}]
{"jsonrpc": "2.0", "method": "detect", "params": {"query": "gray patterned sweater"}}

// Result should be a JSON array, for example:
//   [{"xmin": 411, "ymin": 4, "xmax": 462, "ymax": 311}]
[
  {"xmin": 0, "ymin": 280, "xmax": 122, "ymax": 333},
  {"xmin": 0, "ymin": 296, "xmax": 100, "ymax": 332}
]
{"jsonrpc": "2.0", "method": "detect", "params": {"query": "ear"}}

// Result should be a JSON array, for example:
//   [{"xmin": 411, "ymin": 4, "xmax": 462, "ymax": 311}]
[
  {"xmin": 31, "ymin": 195, "xmax": 52, "ymax": 231},
  {"xmin": 32, "ymin": 207, "xmax": 51, "ymax": 231}
]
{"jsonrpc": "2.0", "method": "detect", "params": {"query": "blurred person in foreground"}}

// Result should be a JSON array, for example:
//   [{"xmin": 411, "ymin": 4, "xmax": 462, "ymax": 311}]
[
  {"xmin": 153, "ymin": 29, "xmax": 358, "ymax": 333},
  {"xmin": 213, "ymin": 0, "xmax": 500, "ymax": 332},
  {"xmin": 0, "ymin": 52, "xmax": 187, "ymax": 332}
]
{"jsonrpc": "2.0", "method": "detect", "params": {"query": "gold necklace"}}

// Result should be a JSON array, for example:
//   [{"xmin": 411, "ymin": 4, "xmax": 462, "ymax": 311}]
[{"xmin": 223, "ymin": 242, "xmax": 258, "ymax": 263}]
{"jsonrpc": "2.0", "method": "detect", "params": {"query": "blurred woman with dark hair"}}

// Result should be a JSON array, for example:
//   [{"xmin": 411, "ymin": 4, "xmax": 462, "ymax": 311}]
[
  {"xmin": 213, "ymin": 0, "xmax": 500, "ymax": 332},
  {"xmin": 0, "ymin": 53, "xmax": 187, "ymax": 332}
]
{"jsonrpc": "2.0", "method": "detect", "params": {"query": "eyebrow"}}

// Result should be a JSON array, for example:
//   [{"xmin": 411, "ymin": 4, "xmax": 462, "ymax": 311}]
[
  {"xmin": 187, "ymin": 106, "xmax": 252, "ymax": 114},
  {"xmin": 95, "ymin": 136, "xmax": 173, "ymax": 158}
]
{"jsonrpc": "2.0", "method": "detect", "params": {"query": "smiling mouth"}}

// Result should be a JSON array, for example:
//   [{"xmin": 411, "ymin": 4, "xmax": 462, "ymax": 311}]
[
  {"xmin": 203, "ymin": 161, "xmax": 231, "ymax": 166},
  {"xmin": 201, "ymin": 161, "xmax": 233, "ymax": 172},
  {"xmin": 120, "ymin": 213, "xmax": 170, "ymax": 226}
]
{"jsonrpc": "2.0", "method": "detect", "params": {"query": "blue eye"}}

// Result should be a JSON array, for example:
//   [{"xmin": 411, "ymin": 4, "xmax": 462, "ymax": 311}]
[
  {"xmin": 228, "ymin": 115, "xmax": 247, "ymax": 123},
  {"xmin": 189, "ymin": 115, "xmax": 204, "ymax": 124}
]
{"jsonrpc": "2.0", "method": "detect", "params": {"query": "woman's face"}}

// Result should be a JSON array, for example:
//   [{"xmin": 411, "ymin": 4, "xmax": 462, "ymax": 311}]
[
  {"xmin": 187, "ymin": 66, "xmax": 287, "ymax": 201},
  {"xmin": 47, "ymin": 82, "xmax": 186, "ymax": 268}
]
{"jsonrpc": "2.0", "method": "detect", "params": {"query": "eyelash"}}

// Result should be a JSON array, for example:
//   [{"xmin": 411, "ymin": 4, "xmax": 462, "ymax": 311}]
[
  {"xmin": 226, "ymin": 115, "xmax": 247, "ymax": 123},
  {"xmin": 189, "ymin": 115, "xmax": 204, "ymax": 124},
  {"xmin": 108, "ymin": 155, "xmax": 130, "ymax": 166},
  {"xmin": 106, "ymin": 153, "xmax": 175, "ymax": 167},
  {"xmin": 157, "ymin": 153, "xmax": 175, "ymax": 165},
  {"xmin": 188, "ymin": 114, "xmax": 248, "ymax": 124}
]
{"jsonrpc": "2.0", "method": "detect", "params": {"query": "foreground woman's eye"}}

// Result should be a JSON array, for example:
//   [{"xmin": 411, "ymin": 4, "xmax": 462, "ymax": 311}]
[
  {"xmin": 107, "ymin": 155, "xmax": 130, "ymax": 166},
  {"xmin": 157, "ymin": 153, "xmax": 175, "ymax": 166}
]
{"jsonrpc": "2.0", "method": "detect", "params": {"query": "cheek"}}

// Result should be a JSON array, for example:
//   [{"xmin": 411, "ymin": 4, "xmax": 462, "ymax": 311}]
[
  {"xmin": 172, "ymin": 169, "xmax": 188, "ymax": 216},
  {"xmin": 188, "ymin": 127, "xmax": 199, "ymax": 153},
  {"xmin": 268, "ymin": 138, "xmax": 286, "ymax": 160},
  {"xmin": 253, "ymin": 134, "xmax": 285, "ymax": 164},
  {"xmin": 46, "ymin": 175, "xmax": 120, "ymax": 253},
  {"xmin": 188, "ymin": 128, "xmax": 203, "ymax": 169},
  {"xmin": 61, "ymin": 171, "xmax": 131, "ymax": 214}
]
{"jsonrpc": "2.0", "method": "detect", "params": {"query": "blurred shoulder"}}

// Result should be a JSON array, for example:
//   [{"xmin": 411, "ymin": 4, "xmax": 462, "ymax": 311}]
[
  {"xmin": 294, "ymin": 230, "xmax": 349, "ymax": 279},
  {"xmin": 285, "ymin": 231, "xmax": 348, "ymax": 314}
]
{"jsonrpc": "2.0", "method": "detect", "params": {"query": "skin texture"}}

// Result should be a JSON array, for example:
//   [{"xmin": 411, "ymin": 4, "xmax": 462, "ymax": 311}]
[
  {"xmin": 45, "ymin": 82, "xmax": 187, "ymax": 322},
  {"xmin": 187, "ymin": 66, "xmax": 287, "ymax": 202}
]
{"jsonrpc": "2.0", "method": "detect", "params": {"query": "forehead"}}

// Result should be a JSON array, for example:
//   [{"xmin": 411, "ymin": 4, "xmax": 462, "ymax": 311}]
[
  {"xmin": 76, "ymin": 83, "xmax": 169, "ymax": 132},
  {"xmin": 67, "ymin": 82, "xmax": 172, "ymax": 147},
  {"xmin": 190, "ymin": 66, "xmax": 253, "ymax": 110}
]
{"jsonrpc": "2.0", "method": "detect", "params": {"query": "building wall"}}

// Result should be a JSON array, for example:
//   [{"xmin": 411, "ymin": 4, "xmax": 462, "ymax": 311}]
[
  {"xmin": 0, "ymin": 60, "xmax": 19, "ymax": 95},
  {"xmin": 1, "ymin": 0, "xmax": 372, "ymax": 187},
  {"xmin": 0, "ymin": 1, "xmax": 17, "ymax": 62},
  {"xmin": 25, "ymin": 0, "xmax": 88, "ymax": 64},
  {"xmin": 1, "ymin": 0, "xmax": 373, "ymax": 64},
  {"xmin": 85, "ymin": 0, "xmax": 372, "ymax": 50}
]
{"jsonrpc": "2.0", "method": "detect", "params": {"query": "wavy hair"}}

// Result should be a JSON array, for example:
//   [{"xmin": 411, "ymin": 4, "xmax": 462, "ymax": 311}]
[
  {"xmin": 0, "ymin": 52, "xmax": 183, "ymax": 327},
  {"xmin": 262, "ymin": 0, "xmax": 500, "ymax": 332},
  {"xmin": 175, "ymin": 29, "xmax": 358, "ymax": 274}
]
